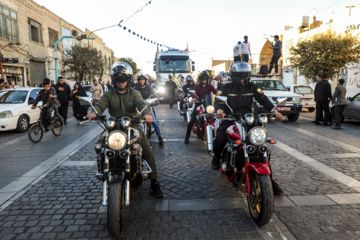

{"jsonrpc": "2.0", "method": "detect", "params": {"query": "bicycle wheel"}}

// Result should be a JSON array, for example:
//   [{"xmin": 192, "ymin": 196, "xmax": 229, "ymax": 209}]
[
  {"xmin": 28, "ymin": 124, "xmax": 44, "ymax": 143},
  {"xmin": 52, "ymin": 118, "xmax": 63, "ymax": 136}
]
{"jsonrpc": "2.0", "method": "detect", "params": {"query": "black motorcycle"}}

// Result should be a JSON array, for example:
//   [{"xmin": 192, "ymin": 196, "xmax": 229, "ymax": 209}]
[{"xmin": 80, "ymin": 97, "xmax": 154, "ymax": 237}]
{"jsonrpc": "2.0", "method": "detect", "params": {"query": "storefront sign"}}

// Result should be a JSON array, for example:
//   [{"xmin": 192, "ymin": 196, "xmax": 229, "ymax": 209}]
[{"xmin": 2, "ymin": 58, "xmax": 19, "ymax": 63}]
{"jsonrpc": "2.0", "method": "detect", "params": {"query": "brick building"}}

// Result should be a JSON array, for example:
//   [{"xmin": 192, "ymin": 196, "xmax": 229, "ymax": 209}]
[{"xmin": 0, "ymin": 0, "xmax": 117, "ymax": 87}]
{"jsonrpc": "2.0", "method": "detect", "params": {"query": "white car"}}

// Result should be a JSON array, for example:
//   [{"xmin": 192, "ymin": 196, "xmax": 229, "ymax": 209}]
[
  {"xmin": 82, "ymin": 85, "xmax": 92, "ymax": 98},
  {"xmin": 250, "ymin": 79, "xmax": 302, "ymax": 121},
  {"xmin": 286, "ymin": 84, "xmax": 315, "ymax": 112},
  {"xmin": 0, "ymin": 87, "xmax": 43, "ymax": 132}
]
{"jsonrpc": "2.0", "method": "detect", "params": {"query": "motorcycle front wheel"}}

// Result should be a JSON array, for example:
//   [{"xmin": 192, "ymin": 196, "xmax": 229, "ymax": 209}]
[
  {"xmin": 28, "ymin": 124, "xmax": 44, "ymax": 144},
  {"xmin": 247, "ymin": 172, "xmax": 274, "ymax": 225},
  {"xmin": 52, "ymin": 118, "xmax": 63, "ymax": 136},
  {"xmin": 107, "ymin": 182, "xmax": 125, "ymax": 237}
]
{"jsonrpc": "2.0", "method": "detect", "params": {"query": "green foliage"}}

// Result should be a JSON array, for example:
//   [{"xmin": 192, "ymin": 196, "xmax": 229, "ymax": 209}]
[
  {"xmin": 61, "ymin": 45, "xmax": 104, "ymax": 82},
  {"xmin": 290, "ymin": 29, "xmax": 360, "ymax": 82},
  {"xmin": 119, "ymin": 57, "xmax": 141, "ymax": 75}
]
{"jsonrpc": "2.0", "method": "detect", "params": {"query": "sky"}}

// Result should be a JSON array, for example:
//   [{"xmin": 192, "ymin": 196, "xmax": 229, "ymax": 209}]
[{"xmin": 33, "ymin": 0, "xmax": 360, "ymax": 76}]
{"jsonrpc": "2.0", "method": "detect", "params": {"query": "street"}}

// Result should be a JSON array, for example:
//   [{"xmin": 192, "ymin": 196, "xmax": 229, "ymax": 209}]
[{"xmin": 1, "ymin": 105, "xmax": 360, "ymax": 240}]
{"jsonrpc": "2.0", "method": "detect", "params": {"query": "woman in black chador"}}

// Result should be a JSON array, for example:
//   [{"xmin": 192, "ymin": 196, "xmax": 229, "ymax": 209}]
[{"xmin": 70, "ymin": 82, "xmax": 88, "ymax": 124}]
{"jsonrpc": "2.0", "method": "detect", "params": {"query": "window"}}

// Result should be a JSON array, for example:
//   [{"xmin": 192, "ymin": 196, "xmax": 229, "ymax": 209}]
[
  {"xmin": 28, "ymin": 19, "xmax": 42, "ymax": 43},
  {"xmin": 48, "ymin": 28, "xmax": 58, "ymax": 48},
  {"xmin": 0, "ymin": 5, "xmax": 19, "ymax": 42}
]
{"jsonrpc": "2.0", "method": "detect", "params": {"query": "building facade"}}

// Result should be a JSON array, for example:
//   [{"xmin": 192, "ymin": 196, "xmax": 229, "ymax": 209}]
[{"xmin": 0, "ymin": 0, "xmax": 117, "ymax": 87}]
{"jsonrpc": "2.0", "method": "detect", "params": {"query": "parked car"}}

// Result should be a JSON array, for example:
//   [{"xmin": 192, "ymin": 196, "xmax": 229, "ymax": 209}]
[
  {"xmin": 0, "ymin": 87, "xmax": 43, "ymax": 132},
  {"xmin": 286, "ymin": 84, "xmax": 315, "ymax": 112},
  {"xmin": 250, "ymin": 79, "xmax": 302, "ymax": 121},
  {"xmin": 331, "ymin": 92, "xmax": 360, "ymax": 122},
  {"xmin": 82, "ymin": 85, "xmax": 92, "ymax": 97}
]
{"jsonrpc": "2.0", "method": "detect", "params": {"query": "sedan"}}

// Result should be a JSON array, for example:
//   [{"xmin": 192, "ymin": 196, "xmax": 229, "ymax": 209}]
[
  {"xmin": 0, "ymin": 87, "xmax": 42, "ymax": 132},
  {"xmin": 330, "ymin": 93, "xmax": 360, "ymax": 122}
]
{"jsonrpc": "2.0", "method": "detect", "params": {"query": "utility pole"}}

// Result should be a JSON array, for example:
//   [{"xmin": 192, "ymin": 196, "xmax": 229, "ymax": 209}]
[{"xmin": 346, "ymin": 5, "xmax": 355, "ymax": 16}]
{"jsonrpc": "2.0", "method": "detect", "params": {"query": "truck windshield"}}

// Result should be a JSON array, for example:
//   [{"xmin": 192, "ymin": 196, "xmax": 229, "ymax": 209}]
[{"xmin": 159, "ymin": 60, "xmax": 190, "ymax": 73}]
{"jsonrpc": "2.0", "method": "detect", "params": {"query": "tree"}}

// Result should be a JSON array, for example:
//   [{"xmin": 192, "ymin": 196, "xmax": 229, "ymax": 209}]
[
  {"xmin": 120, "ymin": 57, "xmax": 141, "ymax": 75},
  {"xmin": 61, "ymin": 45, "xmax": 104, "ymax": 82},
  {"xmin": 290, "ymin": 29, "xmax": 360, "ymax": 82}
]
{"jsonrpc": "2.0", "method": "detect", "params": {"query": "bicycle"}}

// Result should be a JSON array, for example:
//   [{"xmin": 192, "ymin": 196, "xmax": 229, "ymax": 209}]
[{"xmin": 28, "ymin": 106, "xmax": 63, "ymax": 143}]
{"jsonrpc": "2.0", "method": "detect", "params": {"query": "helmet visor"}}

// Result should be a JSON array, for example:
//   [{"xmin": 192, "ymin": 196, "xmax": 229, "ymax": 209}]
[
  {"xmin": 114, "ymin": 74, "xmax": 131, "ymax": 83},
  {"xmin": 232, "ymin": 72, "xmax": 250, "ymax": 80}
]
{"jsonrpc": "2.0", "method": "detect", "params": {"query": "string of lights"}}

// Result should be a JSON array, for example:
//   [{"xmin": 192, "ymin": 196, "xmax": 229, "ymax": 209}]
[{"xmin": 122, "ymin": 1, "xmax": 153, "ymax": 23}]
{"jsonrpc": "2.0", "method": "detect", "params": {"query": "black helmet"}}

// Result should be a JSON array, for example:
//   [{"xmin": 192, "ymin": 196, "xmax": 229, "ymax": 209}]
[
  {"xmin": 229, "ymin": 61, "xmax": 251, "ymax": 86},
  {"xmin": 186, "ymin": 75, "xmax": 194, "ymax": 84},
  {"xmin": 137, "ymin": 73, "xmax": 147, "ymax": 85},
  {"xmin": 198, "ymin": 71, "xmax": 210, "ymax": 84},
  {"xmin": 111, "ymin": 62, "xmax": 133, "ymax": 90}
]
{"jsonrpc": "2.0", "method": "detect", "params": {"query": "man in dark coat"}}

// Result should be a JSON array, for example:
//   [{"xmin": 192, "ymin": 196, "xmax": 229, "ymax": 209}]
[
  {"xmin": 55, "ymin": 76, "xmax": 71, "ymax": 124},
  {"xmin": 165, "ymin": 75, "xmax": 177, "ymax": 109},
  {"xmin": 314, "ymin": 73, "xmax": 332, "ymax": 126},
  {"xmin": 331, "ymin": 79, "xmax": 348, "ymax": 129}
]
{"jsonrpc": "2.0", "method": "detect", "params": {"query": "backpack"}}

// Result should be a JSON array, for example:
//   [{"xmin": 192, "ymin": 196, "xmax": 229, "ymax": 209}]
[{"xmin": 259, "ymin": 65, "xmax": 268, "ymax": 76}]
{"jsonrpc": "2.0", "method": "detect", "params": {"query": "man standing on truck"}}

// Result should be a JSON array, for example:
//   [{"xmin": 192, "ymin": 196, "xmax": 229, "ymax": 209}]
[
  {"xmin": 240, "ymin": 36, "xmax": 251, "ymax": 63},
  {"xmin": 268, "ymin": 35, "xmax": 282, "ymax": 75},
  {"xmin": 165, "ymin": 75, "xmax": 177, "ymax": 109}
]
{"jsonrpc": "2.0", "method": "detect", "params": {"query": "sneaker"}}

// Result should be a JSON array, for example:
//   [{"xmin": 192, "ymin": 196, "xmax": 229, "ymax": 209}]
[
  {"xmin": 158, "ymin": 136, "xmax": 164, "ymax": 145},
  {"xmin": 79, "ymin": 121, "xmax": 84, "ymax": 125},
  {"xmin": 332, "ymin": 125, "xmax": 341, "ymax": 130},
  {"xmin": 184, "ymin": 137, "xmax": 189, "ymax": 144},
  {"xmin": 211, "ymin": 155, "xmax": 220, "ymax": 170},
  {"xmin": 150, "ymin": 182, "xmax": 163, "ymax": 198},
  {"xmin": 272, "ymin": 180, "xmax": 284, "ymax": 195}
]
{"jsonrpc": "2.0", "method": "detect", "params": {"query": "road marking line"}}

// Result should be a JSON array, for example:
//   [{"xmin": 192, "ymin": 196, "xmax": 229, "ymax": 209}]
[
  {"xmin": 61, "ymin": 161, "xmax": 96, "ymax": 166},
  {"xmin": 275, "ymin": 141, "xmax": 360, "ymax": 191},
  {"xmin": 0, "ymin": 124, "xmax": 101, "ymax": 211}
]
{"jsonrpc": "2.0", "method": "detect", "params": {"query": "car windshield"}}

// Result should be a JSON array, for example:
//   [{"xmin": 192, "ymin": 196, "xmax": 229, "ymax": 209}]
[
  {"xmin": 82, "ymin": 86, "xmax": 91, "ymax": 92},
  {"xmin": 0, "ymin": 90, "xmax": 28, "ymax": 104},
  {"xmin": 294, "ymin": 86, "xmax": 314, "ymax": 94},
  {"xmin": 252, "ymin": 80, "xmax": 287, "ymax": 91}
]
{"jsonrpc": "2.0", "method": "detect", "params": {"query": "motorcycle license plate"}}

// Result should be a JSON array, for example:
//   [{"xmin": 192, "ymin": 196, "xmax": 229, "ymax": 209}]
[{"xmin": 277, "ymin": 107, "xmax": 291, "ymax": 111}]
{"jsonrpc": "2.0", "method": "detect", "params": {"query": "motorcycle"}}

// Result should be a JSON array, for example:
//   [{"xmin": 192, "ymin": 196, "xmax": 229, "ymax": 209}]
[
  {"xmin": 79, "ymin": 96, "xmax": 156, "ymax": 237},
  {"xmin": 140, "ymin": 96, "xmax": 159, "ymax": 139},
  {"xmin": 28, "ymin": 106, "xmax": 63, "ymax": 143},
  {"xmin": 177, "ymin": 89, "xmax": 194, "ymax": 121},
  {"xmin": 211, "ymin": 95, "xmax": 286, "ymax": 226}
]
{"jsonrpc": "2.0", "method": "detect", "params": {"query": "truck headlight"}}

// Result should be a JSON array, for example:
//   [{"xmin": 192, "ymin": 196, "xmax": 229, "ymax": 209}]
[
  {"xmin": 293, "ymin": 96, "xmax": 300, "ymax": 103},
  {"xmin": 0, "ymin": 111, "xmax": 13, "ymax": 118},
  {"xmin": 158, "ymin": 86, "xmax": 165, "ymax": 93},
  {"xmin": 107, "ymin": 131, "xmax": 127, "ymax": 151},
  {"xmin": 248, "ymin": 127, "xmax": 267, "ymax": 146}
]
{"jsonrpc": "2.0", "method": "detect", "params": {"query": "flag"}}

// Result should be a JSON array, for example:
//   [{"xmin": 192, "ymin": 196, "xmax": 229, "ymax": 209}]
[
  {"xmin": 157, "ymin": 45, "xmax": 159, "ymax": 52},
  {"xmin": 185, "ymin": 42, "xmax": 188, "ymax": 52}
]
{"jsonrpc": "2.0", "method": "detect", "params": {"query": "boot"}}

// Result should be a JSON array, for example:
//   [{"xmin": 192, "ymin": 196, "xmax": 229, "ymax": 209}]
[
  {"xmin": 184, "ymin": 136, "xmax": 189, "ymax": 144},
  {"xmin": 158, "ymin": 136, "xmax": 164, "ymax": 145},
  {"xmin": 150, "ymin": 182, "xmax": 163, "ymax": 198},
  {"xmin": 272, "ymin": 179, "xmax": 284, "ymax": 195},
  {"xmin": 211, "ymin": 155, "xmax": 220, "ymax": 170}
]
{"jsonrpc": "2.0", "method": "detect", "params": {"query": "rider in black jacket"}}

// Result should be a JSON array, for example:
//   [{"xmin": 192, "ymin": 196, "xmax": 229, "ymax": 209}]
[
  {"xmin": 179, "ymin": 75, "xmax": 195, "ymax": 114},
  {"xmin": 213, "ymin": 62, "xmax": 284, "ymax": 194}
]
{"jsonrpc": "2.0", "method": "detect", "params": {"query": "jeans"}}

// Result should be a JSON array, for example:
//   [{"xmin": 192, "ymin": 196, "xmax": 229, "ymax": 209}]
[
  {"xmin": 268, "ymin": 54, "xmax": 281, "ymax": 74},
  {"xmin": 151, "ymin": 110, "xmax": 161, "ymax": 137}
]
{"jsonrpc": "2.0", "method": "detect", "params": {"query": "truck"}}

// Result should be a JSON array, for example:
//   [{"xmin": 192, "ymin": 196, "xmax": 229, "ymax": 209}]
[{"xmin": 153, "ymin": 49, "xmax": 195, "ymax": 100}]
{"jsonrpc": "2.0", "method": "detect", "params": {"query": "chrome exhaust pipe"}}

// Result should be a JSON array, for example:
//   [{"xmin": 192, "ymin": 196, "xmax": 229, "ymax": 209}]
[
  {"xmin": 125, "ymin": 180, "xmax": 130, "ymax": 206},
  {"xmin": 186, "ymin": 110, "xmax": 192, "ymax": 124},
  {"xmin": 177, "ymin": 101, "xmax": 181, "ymax": 112},
  {"xmin": 102, "ymin": 180, "xmax": 107, "ymax": 206},
  {"xmin": 206, "ymin": 125, "xmax": 214, "ymax": 156}
]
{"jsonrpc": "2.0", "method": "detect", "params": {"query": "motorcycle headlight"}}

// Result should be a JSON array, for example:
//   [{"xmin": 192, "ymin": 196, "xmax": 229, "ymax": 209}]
[
  {"xmin": 189, "ymin": 97, "xmax": 193, "ymax": 103},
  {"xmin": 107, "ymin": 131, "xmax": 127, "ymax": 151},
  {"xmin": 0, "ymin": 111, "xmax": 13, "ymax": 118},
  {"xmin": 248, "ymin": 127, "xmax": 267, "ymax": 146},
  {"xmin": 244, "ymin": 113, "xmax": 254, "ymax": 125},
  {"xmin": 258, "ymin": 113, "xmax": 268, "ymax": 125},
  {"xmin": 206, "ymin": 105, "xmax": 215, "ymax": 114},
  {"xmin": 105, "ymin": 117, "xmax": 116, "ymax": 130},
  {"xmin": 120, "ymin": 116, "xmax": 131, "ymax": 128},
  {"xmin": 158, "ymin": 86, "xmax": 165, "ymax": 93}
]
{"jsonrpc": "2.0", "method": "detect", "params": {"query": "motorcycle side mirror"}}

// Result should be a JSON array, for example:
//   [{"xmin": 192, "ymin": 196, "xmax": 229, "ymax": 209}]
[
  {"xmin": 146, "ymin": 98, "xmax": 158, "ymax": 106},
  {"xmin": 189, "ymin": 89, "xmax": 199, "ymax": 99},
  {"xmin": 79, "ymin": 96, "xmax": 98, "ymax": 114},
  {"xmin": 275, "ymin": 97, "xmax": 287, "ymax": 106},
  {"xmin": 215, "ymin": 96, "xmax": 233, "ymax": 114}
]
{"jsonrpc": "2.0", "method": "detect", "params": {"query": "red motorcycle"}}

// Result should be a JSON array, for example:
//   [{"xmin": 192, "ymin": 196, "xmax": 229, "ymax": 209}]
[{"xmin": 213, "ymin": 95, "xmax": 280, "ymax": 225}]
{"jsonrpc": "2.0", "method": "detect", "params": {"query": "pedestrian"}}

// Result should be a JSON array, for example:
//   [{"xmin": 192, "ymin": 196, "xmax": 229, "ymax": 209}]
[
  {"xmin": 268, "ymin": 35, "xmax": 282, "ymax": 75},
  {"xmin": 5, "ymin": 82, "xmax": 10, "ymax": 88},
  {"xmin": 70, "ymin": 82, "xmax": 88, "ymax": 125},
  {"xmin": 233, "ymin": 41, "xmax": 241, "ymax": 62},
  {"xmin": 240, "ymin": 35, "xmax": 251, "ymax": 63},
  {"xmin": 180, "ymin": 76, "xmax": 186, "ymax": 87},
  {"xmin": 0, "ymin": 79, "xmax": 5, "ymax": 90},
  {"xmin": 311, "ymin": 73, "xmax": 324, "ymax": 123},
  {"xmin": 165, "ymin": 75, "xmax": 177, "ymax": 109},
  {"xmin": 106, "ymin": 81, "xmax": 112, "ymax": 90},
  {"xmin": 90, "ymin": 79, "xmax": 103, "ymax": 105},
  {"xmin": 98, "ymin": 79, "xmax": 105, "ymax": 92},
  {"xmin": 314, "ymin": 73, "xmax": 332, "ymax": 126},
  {"xmin": 331, "ymin": 79, "xmax": 348, "ymax": 129},
  {"xmin": 55, "ymin": 76, "xmax": 71, "ymax": 124},
  {"xmin": 50, "ymin": 80, "xmax": 55, "ymax": 88}
]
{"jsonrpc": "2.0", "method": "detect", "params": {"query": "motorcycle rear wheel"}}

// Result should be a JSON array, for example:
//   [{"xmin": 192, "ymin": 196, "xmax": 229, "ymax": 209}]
[
  {"xmin": 52, "ymin": 118, "xmax": 63, "ymax": 136},
  {"xmin": 247, "ymin": 173, "xmax": 273, "ymax": 225},
  {"xmin": 28, "ymin": 124, "xmax": 43, "ymax": 144},
  {"xmin": 107, "ymin": 181, "xmax": 125, "ymax": 237}
]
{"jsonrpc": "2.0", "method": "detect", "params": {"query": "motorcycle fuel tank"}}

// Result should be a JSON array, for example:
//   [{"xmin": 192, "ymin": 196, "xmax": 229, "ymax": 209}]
[{"xmin": 226, "ymin": 124, "xmax": 241, "ymax": 143}]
